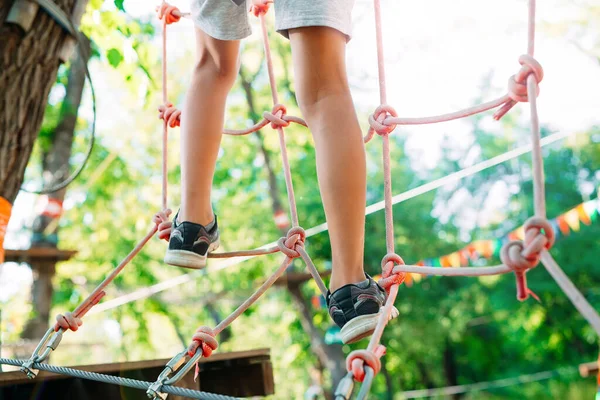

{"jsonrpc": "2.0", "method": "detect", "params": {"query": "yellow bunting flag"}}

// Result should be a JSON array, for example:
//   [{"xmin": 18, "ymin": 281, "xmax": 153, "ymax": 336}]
[
  {"xmin": 564, "ymin": 209, "xmax": 580, "ymax": 232},
  {"xmin": 448, "ymin": 252, "xmax": 461, "ymax": 268},
  {"xmin": 577, "ymin": 204, "xmax": 592, "ymax": 225}
]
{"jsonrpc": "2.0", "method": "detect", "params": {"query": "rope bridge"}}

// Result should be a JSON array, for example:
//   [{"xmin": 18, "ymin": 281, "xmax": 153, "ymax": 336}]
[{"xmin": 2, "ymin": 0, "xmax": 599, "ymax": 399}]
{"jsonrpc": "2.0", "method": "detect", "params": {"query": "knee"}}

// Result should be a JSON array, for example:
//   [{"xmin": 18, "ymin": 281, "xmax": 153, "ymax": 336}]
[
  {"xmin": 296, "ymin": 77, "xmax": 351, "ymax": 119},
  {"xmin": 193, "ymin": 49, "xmax": 239, "ymax": 87}
]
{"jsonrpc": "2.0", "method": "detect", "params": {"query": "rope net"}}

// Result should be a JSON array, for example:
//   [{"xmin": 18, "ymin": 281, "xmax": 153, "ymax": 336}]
[{"xmin": 3, "ymin": 0, "xmax": 600, "ymax": 399}]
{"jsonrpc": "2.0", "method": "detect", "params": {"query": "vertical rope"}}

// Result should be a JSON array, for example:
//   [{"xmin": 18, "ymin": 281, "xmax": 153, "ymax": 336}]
[
  {"xmin": 525, "ymin": 0, "xmax": 545, "ymax": 218},
  {"xmin": 161, "ymin": 15, "xmax": 169, "ymax": 211},
  {"xmin": 258, "ymin": 13, "xmax": 299, "ymax": 227}
]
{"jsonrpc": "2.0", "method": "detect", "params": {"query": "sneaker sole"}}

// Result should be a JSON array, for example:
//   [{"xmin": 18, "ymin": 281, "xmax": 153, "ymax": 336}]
[
  {"xmin": 164, "ymin": 239, "xmax": 220, "ymax": 269},
  {"xmin": 340, "ymin": 306, "xmax": 400, "ymax": 345}
]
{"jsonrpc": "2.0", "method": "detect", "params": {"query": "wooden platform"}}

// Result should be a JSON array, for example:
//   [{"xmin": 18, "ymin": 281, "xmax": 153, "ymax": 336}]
[
  {"xmin": 4, "ymin": 248, "xmax": 77, "ymax": 263},
  {"xmin": 0, "ymin": 348, "xmax": 273, "ymax": 399}
]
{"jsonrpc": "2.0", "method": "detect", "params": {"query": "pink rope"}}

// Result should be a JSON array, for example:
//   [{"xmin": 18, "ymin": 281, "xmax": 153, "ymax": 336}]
[{"xmin": 54, "ymin": 225, "xmax": 158, "ymax": 331}]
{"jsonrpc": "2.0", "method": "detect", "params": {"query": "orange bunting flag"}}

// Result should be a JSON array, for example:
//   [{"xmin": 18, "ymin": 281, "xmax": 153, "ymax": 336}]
[
  {"xmin": 556, "ymin": 215, "xmax": 570, "ymax": 235},
  {"xmin": 440, "ymin": 256, "xmax": 451, "ymax": 268},
  {"xmin": 508, "ymin": 232, "xmax": 520, "ymax": 241}
]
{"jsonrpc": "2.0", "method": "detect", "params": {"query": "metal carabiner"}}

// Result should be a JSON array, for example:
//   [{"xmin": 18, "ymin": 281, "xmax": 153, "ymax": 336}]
[
  {"xmin": 146, "ymin": 350, "xmax": 189, "ymax": 399},
  {"xmin": 20, "ymin": 327, "xmax": 64, "ymax": 378},
  {"xmin": 334, "ymin": 372, "xmax": 355, "ymax": 400}
]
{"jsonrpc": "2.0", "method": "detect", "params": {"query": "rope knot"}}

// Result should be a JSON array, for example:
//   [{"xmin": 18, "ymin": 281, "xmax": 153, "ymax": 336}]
[
  {"xmin": 158, "ymin": 102, "xmax": 181, "ymax": 127},
  {"xmin": 187, "ymin": 326, "xmax": 218, "ymax": 358},
  {"xmin": 263, "ymin": 104, "xmax": 289, "ymax": 129},
  {"xmin": 524, "ymin": 216, "xmax": 555, "ymax": 252},
  {"xmin": 277, "ymin": 226, "xmax": 306, "ymax": 259},
  {"xmin": 494, "ymin": 55, "xmax": 544, "ymax": 120},
  {"xmin": 369, "ymin": 104, "xmax": 398, "ymax": 136},
  {"xmin": 250, "ymin": 0, "xmax": 273, "ymax": 17},
  {"xmin": 507, "ymin": 54, "xmax": 544, "ymax": 103},
  {"xmin": 156, "ymin": 2, "xmax": 182, "ymax": 25},
  {"xmin": 500, "ymin": 217, "xmax": 554, "ymax": 301},
  {"xmin": 378, "ymin": 253, "xmax": 406, "ymax": 292},
  {"xmin": 346, "ymin": 345, "xmax": 386, "ymax": 382},
  {"xmin": 54, "ymin": 312, "xmax": 83, "ymax": 332}
]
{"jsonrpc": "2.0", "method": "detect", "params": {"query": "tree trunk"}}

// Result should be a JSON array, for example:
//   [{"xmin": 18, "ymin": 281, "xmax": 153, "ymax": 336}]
[
  {"xmin": 443, "ymin": 337, "xmax": 463, "ymax": 400},
  {"xmin": 380, "ymin": 357, "xmax": 394, "ymax": 400},
  {"xmin": 0, "ymin": 0, "xmax": 88, "ymax": 204},
  {"xmin": 20, "ymin": 34, "xmax": 90, "ymax": 340},
  {"xmin": 239, "ymin": 64, "xmax": 347, "ymax": 397},
  {"xmin": 288, "ymin": 283, "xmax": 346, "ymax": 395}
]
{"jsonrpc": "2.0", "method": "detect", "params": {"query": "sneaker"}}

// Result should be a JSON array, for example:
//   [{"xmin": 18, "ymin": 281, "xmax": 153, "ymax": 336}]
[
  {"xmin": 327, "ymin": 275, "xmax": 399, "ymax": 344},
  {"xmin": 164, "ymin": 212, "xmax": 220, "ymax": 269}
]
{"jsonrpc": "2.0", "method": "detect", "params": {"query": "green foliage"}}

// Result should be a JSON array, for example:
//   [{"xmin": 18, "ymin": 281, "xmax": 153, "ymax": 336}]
[
  {"xmin": 106, "ymin": 48, "xmax": 124, "ymax": 67},
  {"xmin": 114, "ymin": 0, "xmax": 125, "ymax": 12}
]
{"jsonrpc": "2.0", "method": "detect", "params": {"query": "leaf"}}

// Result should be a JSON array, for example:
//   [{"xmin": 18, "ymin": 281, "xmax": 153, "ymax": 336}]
[
  {"xmin": 114, "ymin": 0, "xmax": 125, "ymax": 12},
  {"xmin": 106, "ymin": 48, "xmax": 124, "ymax": 68}
]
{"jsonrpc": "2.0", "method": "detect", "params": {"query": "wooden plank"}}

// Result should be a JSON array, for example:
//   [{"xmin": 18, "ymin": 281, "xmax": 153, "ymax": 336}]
[
  {"xmin": 4, "ymin": 248, "xmax": 77, "ymax": 263},
  {"xmin": 0, "ymin": 348, "xmax": 273, "ymax": 398}
]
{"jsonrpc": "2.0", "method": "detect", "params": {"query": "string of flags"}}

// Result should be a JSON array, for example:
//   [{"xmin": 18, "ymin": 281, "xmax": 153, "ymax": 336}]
[{"xmin": 312, "ymin": 195, "xmax": 600, "ymax": 307}]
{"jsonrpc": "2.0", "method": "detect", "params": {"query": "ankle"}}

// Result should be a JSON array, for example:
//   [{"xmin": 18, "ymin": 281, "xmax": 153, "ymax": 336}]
[
  {"xmin": 179, "ymin": 209, "xmax": 215, "ymax": 226},
  {"xmin": 329, "ymin": 269, "xmax": 367, "ymax": 292}
]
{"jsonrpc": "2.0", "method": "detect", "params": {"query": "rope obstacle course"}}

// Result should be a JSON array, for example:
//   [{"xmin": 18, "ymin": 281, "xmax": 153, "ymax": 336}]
[{"xmin": 2, "ymin": 0, "xmax": 600, "ymax": 399}]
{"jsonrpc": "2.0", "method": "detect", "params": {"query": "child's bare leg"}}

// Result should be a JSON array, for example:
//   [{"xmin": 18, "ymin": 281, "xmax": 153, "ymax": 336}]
[
  {"xmin": 289, "ymin": 27, "xmax": 366, "ymax": 292},
  {"xmin": 164, "ymin": 29, "xmax": 239, "ymax": 269},
  {"xmin": 179, "ymin": 29, "xmax": 240, "ymax": 225}
]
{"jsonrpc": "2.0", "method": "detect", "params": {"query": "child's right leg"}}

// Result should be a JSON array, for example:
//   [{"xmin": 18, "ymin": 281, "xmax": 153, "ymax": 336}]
[{"xmin": 164, "ymin": 28, "xmax": 240, "ymax": 269}]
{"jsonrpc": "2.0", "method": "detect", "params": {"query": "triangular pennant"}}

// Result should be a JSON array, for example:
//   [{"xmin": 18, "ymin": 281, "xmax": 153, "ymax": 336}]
[
  {"xmin": 440, "ymin": 256, "xmax": 451, "ymax": 268},
  {"xmin": 583, "ymin": 199, "xmax": 598, "ymax": 221},
  {"xmin": 577, "ymin": 204, "xmax": 592, "ymax": 225},
  {"xmin": 564, "ymin": 209, "xmax": 580, "ymax": 232},
  {"xmin": 448, "ymin": 252, "xmax": 461, "ymax": 268},
  {"xmin": 550, "ymin": 218, "xmax": 561, "ymax": 239},
  {"xmin": 458, "ymin": 250, "xmax": 469, "ymax": 266},
  {"xmin": 557, "ymin": 215, "xmax": 570, "ymax": 235}
]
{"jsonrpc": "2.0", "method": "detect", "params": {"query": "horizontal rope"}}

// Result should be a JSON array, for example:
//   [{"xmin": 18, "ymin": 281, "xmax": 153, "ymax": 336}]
[
  {"xmin": 0, "ymin": 358, "xmax": 238, "ymax": 400},
  {"xmin": 394, "ymin": 264, "xmax": 511, "ymax": 276}
]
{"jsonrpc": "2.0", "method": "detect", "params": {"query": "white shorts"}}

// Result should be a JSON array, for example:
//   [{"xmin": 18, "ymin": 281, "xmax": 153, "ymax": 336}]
[{"xmin": 190, "ymin": 0, "xmax": 355, "ymax": 41}]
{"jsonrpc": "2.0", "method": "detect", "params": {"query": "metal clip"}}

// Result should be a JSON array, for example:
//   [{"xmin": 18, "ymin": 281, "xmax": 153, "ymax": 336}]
[
  {"xmin": 19, "ymin": 358, "xmax": 39, "ymax": 379},
  {"xmin": 19, "ymin": 327, "xmax": 63, "ymax": 378},
  {"xmin": 146, "ymin": 350, "xmax": 189, "ymax": 399},
  {"xmin": 334, "ymin": 372, "xmax": 355, "ymax": 400}
]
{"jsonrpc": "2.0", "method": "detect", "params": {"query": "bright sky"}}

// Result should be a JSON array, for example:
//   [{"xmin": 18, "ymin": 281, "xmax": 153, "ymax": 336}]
[{"xmin": 2, "ymin": 0, "xmax": 599, "ymax": 322}]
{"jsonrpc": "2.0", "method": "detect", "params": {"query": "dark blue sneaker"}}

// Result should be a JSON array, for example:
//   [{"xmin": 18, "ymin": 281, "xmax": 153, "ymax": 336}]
[
  {"xmin": 327, "ymin": 275, "xmax": 399, "ymax": 344},
  {"xmin": 164, "ymin": 213, "xmax": 220, "ymax": 269}
]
